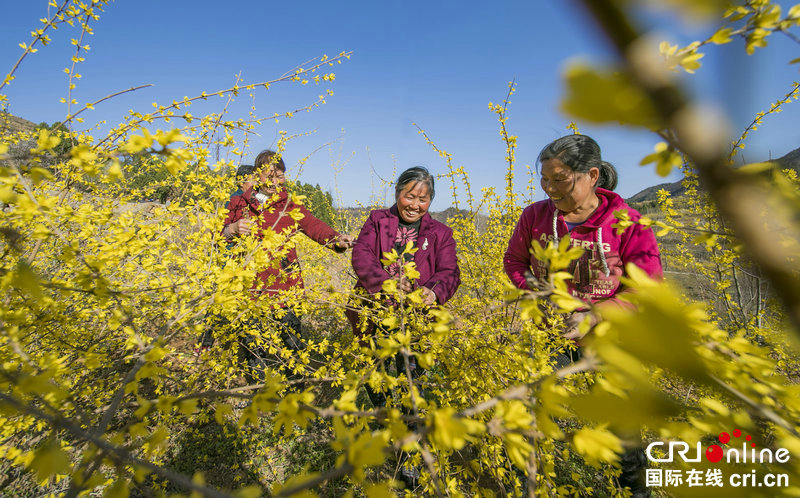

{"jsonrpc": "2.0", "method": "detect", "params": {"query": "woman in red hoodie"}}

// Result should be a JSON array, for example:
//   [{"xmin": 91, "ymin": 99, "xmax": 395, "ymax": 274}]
[
  {"xmin": 504, "ymin": 134, "xmax": 662, "ymax": 336},
  {"xmin": 503, "ymin": 134, "xmax": 661, "ymax": 497},
  {"xmin": 221, "ymin": 150, "xmax": 353, "ymax": 384}
]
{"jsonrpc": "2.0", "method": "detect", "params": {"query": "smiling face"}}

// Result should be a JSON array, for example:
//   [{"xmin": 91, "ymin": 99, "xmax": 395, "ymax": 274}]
[
  {"xmin": 257, "ymin": 165, "xmax": 285, "ymax": 195},
  {"xmin": 540, "ymin": 158, "xmax": 599, "ymax": 219},
  {"xmin": 396, "ymin": 181, "xmax": 431, "ymax": 223}
]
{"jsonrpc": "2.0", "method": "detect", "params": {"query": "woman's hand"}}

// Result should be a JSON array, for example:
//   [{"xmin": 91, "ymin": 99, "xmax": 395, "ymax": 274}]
[
  {"xmin": 389, "ymin": 272, "xmax": 414, "ymax": 292},
  {"xmin": 562, "ymin": 310, "xmax": 599, "ymax": 340},
  {"xmin": 396, "ymin": 276, "xmax": 413, "ymax": 293},
  {"xmin": 420, "ymin": 287, "xmax": 437, "ymax": 306},
  {"xmin": 226, "ymin": 219, "xmax": 254, "ymax": 238},
  {"xmin": 335, "ymin": 234, "xmax": 355, "ymax": 249},
  {"xmin": 390, "ymin": 276, "xmax": 435, "ymax": 304}
]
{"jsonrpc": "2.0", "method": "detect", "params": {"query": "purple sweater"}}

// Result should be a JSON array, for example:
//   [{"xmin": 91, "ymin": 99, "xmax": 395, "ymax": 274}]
[
  {"xmin": 504, "ymin": 188, "xmax": 662, "ymax": 307},
  {"xmin": 351, "ymin": 205, "xmax": 461, "ymax": 305}
]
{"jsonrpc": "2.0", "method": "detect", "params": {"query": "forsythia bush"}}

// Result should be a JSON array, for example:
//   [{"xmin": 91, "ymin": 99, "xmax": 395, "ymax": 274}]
[{"xmin": 2, "ymin": 0, "xmax": 800, "ymax": 497}]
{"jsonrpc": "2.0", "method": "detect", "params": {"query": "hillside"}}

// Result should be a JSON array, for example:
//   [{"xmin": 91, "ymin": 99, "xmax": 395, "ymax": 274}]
[
  {"xmin": 775, "ymin": 146, "xmax": 800, "ymax": 172},
  {"xmin": 627, "ymin": 145, "xmax": 800, "ymax": 203},
  {"xmin": 626, "ymin": 179, "xmax": 684, "ymax": 203},
  {"xmin": 0, "ymin": 112, "xmax": 36, "ymax": 135}
]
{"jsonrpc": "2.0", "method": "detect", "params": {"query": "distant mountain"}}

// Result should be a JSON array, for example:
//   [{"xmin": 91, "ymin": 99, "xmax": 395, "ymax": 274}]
[
  {"xmin": 775, "ymin": 146, "xmax": 800, "ymax": 173},
  {"xmin": 0, "ymin": 112, "xmax": 37, "ymax": 135},
  {"xmin": 626, "ymin": 180, "xmax": 684, "ymax": 204},
  {"xmin": 627, "ymin": 146, "xmax": 800, "ymax": 204},
  {"xmin": 429, "ymin": 206, "xmax": 475, "ymax": 224},
  {"xmin": 338, "ymin": 205, "xmax": 477, "ymax": 223},
  {"xmin": 337, "ymin": 205, "xmax": 488, "ymax": 233}
]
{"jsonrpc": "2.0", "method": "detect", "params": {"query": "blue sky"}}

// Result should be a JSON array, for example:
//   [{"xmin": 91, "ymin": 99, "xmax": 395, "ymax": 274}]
[{"xmin": 2, "ymin": 1, "xmax": 799, "ymax": 209}]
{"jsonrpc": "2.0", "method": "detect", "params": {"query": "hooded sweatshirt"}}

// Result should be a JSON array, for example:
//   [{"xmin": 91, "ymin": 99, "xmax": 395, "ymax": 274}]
[{"xmin": 503, "ymin": 188, "xmax": 662, "ymax": 306}]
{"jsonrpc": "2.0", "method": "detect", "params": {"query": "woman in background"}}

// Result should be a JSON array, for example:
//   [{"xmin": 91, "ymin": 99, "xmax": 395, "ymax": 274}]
[{"xmin": 221, "ymin": 150, "xmax": 354, "ymax": 384}]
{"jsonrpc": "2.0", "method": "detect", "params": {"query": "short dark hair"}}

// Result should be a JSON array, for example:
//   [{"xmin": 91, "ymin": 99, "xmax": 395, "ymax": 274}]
[
  {"xmin": 395, "ymin": 166, "xmax": 435, "ymax": 200},
  {"xmin": 236, "ymin": 164, "xmax": 254, "ymax": 177},
  {"xmin": 254, "ymin": 150, "xmax": 286, "ymax": 172},
  {"xmin": 537, "ymin": 135, "xmax": 618, "ymax": 191}
]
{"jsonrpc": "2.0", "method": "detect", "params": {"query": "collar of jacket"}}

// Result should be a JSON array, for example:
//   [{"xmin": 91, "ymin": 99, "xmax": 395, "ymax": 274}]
[
  {"xmin": 388, "ymin": 204, "xmax": 434, "ymax": 231},
  {"xmin": 381, "ymin": 205, "xmax": 435, "ymax": 263},
  {"xmin": 241, "ymin": 186, "xmax": 289, "ymax": 210},
  {"xmin": 550, "ymin": 187, "xmax": 625, "ymax": 231}
]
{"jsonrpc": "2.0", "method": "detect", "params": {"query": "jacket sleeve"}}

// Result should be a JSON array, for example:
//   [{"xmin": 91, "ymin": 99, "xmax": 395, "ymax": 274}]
[
  {"xmin": 620, "ymin": 222, "xmax": 663, "ymax": 280},
  {"xmin": 221, "ymin": 194, "xmax": 246, "ymax": 236},
  {"xmin": 503, "ymin": 207, "xmax": 535, "ymax": 289},
  {"xmin": 423, "ymin": 227, "xmax": 461, "ymax": 304},
  {"xmin": 352, "ymin": 212, "xmax": 391, "ymax": 294},
  {"xmin": 295, "ymin": 204, "xmax": 346, "ymax": 253}
]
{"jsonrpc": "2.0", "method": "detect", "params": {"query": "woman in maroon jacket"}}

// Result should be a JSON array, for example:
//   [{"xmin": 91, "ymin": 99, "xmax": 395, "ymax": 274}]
[
  {"xmin": 348, "ymin": 166, "xmax": 460, "ymax": 486},
  {"xmin": 348, "ymin": 166, "xmax": 461, "ymax": 335},
  {"xmin": 348, "ymin": 167, "xmax": 460, "ymax": 382},
  {"xmin": 221, "ymin": 150, "xmax": 353, "ymax": 383}
]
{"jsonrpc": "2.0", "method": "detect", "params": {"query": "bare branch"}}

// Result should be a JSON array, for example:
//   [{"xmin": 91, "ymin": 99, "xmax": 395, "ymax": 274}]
[{"xmin": 576, "ymin": 0, "xmax": 800, "ymax": 334}]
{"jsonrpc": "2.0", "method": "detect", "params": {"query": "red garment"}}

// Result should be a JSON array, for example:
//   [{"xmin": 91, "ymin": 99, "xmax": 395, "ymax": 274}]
[
  {"xmin": 346, "ymin": 205, "xmax": 461, "ymax": 338},
  {"xmin": 503, "ymin": 188, "xmax": 662, "ymax": 307},
  {"xmin": 351, "ymin": 205, "xmax": 461, "ymax": 304},
  {"xmin": 223, "ymin": 187, "xmax": 345, "ymax": 296}
]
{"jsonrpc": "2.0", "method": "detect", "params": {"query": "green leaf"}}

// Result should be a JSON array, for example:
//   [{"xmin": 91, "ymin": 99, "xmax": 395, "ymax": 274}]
[
  {"xmin": 699, "ymin": 397, "xmax": 730, "ymax": 416},
  {"xmin": 177, "ymin": 399, "xmax": 198, "ymax": 416},
  {"xmin": 661, "ymin": 0, "xmax": 730, "ymax": 19},
  {"xmin": 639, "ymin": 142, "xmax": 683, "ymax": 177},
  {"xmin": 724, "ymin": 5, "xmax": 751, "ymax": 22},
  {"xmin": 738, "ymin": 161, "xmax": 775, "ymax": 174},
  {"xmin": 364, "ymin": 482, "xmax": 394, "ymax": 497},
  {"xmin": 600, "ymin": 273, "xmax": 712, "ymax": 382},
  {"xmin": 430, "ymin": 408, "xmax": 484, "ymax": 450},
  {"xmin": 0, "ymin": 185, "xmax": 17, "ymax": 204},
  {"xmin": 381, "ymin": 279, "xmax": 397, "ymax": 294},
  {"xmin": 30, "ymin": 167, "xmax": 55, "ymax": 184},
  {"xmin": 561, "ymin": 63, "xmax": 663, "ymax": 130},
  {"xmin": 13, "ymin": 261, "xmax": 43, "ymax": 299},
  {"xmin": 504, "ymin": 432, "xmax": 533, "ymax": 469},
  {"xmin": 693, "ymin": 232, "xmax": 718, "ymax": 247},
  {"xmin": 103, "ymin": 479, "xmax": 131, "ymax": 498},
  {"xmin": 572, "ymin": 427, "xmax": 622, "ymax": 467},
  {"xmin": 551, "ymin": 289, "xmax": 584, "ymax": 312},
  {"xmin": 710, "ymin": 27, "xmax": 733, "ymax": 44},
  {"xmin": 232, "ymin": 486, "xmax": 263, "ymax": 498},
  {"xmin": 29, "ymin": 441, "xmax": 71, "ymax": 483},
  {"xmin": 570, "ymin": 388, "xmax": 682, "ymax": 433}
]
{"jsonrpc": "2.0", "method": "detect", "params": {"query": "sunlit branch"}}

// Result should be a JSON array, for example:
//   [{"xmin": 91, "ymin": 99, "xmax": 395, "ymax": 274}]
[{"xmin": 576, "ymin": 0, "xmax": 800, "ymax": 334}]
